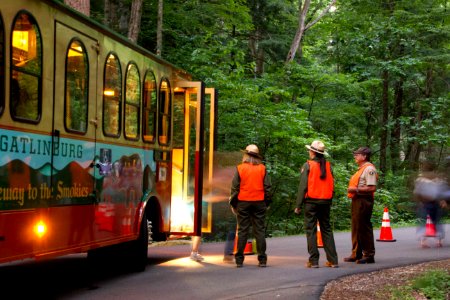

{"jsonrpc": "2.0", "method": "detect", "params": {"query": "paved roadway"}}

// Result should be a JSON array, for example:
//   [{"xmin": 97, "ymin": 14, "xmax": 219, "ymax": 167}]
[{"xmin": 1, "ymin": 226, "xmax": 449, "ymax": 299}]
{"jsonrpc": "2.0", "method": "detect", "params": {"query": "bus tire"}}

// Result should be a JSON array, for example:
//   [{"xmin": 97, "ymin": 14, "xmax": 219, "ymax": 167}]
[{"xmin": 128, "ymin": 211, "xmax": 149, "ymax": 272}]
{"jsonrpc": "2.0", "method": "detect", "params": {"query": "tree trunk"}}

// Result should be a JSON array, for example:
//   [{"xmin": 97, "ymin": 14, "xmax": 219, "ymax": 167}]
[
  {"xmin": 390, "ymin": 78, "xmax": 403, "ymax": 172},
  {"xmin": 286, "ymin": 0, "xmax": 310, "ymax": 63},
  {"xmin": 128, "ymin": 0, "xmax": 143, "ymax": 43},
  {"xmin": 118, "ymin": 1, "xmax": 129, "ymax": 37},
  {"xmin": 156, "ymin": 0, "xmax": 163, "ymax": 56},
  {"xmin": 249, "ymin": 29, "xmax": 264, "ymax": 76},
  {"xmin": 285, "ymin": 0, "xmax": 336, "ymax": 63},
  {"xmin": 65, "ymin": 0, "xmax": 90, "ymax": 16},
  {"xmin": 104, "ymin": 0, "xmax": 119, "ymax": 31},
  {"xmin": 379, "ymin": 70, "xmax": 389, "ymax": 176}
]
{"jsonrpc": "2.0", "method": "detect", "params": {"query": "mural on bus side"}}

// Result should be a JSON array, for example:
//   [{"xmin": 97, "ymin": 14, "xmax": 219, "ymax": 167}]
[{"xmin": 0, "ymin": 129, "xmax": 152, "ymax": 228}]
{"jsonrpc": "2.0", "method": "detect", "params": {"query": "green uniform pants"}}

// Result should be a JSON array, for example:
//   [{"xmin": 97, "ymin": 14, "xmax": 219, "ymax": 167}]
[
  {"xmin": 304, "ymin": 200, "xmax": 338, "ymax": 265},
  {"xmin": 235, "ymin": 200, "xmax": 267, "ymax": 264}
]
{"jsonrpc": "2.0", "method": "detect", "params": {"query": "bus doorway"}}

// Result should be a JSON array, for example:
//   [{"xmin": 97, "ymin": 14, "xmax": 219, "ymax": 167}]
[{"xmin": 171, "ymin": 82, "xmax": 215, "ymax": 236}]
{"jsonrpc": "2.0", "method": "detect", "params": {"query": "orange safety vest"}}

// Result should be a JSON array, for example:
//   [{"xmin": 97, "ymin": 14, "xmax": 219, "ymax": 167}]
[
  {"xmin": 306, "ymin": 160, "xmax": 334, "ymax": 199},
  {"xmin": 347, "ymin": 162, "xmax": 377, "ymax": 198},
  {"xmin": 237, "ymin": 163, "xmax": 266, "ymax": 201}
]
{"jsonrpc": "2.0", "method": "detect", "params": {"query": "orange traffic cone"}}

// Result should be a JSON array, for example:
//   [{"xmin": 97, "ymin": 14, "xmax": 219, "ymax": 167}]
[
  {"xmin": 233, "ymin": 228, "xmax": 255, "ymax": 255},
  {"xmin": 425, "ymin": 214, "xmax": 436, "ymax": 237},
  {"xmin": 376, "ymin": 207, "xmax": 396, "ymax": 242},
  {"xmin": 317, "ymin": 221, "xmax": 323, "ymax": 248}
]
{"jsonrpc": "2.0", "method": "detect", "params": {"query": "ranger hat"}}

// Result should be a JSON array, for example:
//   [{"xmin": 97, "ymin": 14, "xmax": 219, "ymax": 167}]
[
  {"xmin": 241, "ymin": 144, "xmax": 262, "ymax": 159},
  {"xmin": 353, "ymin": 147, "xmax": 372, "ymax": 156},
  {"xmin": 305, "ymin": 140, "xmax": 327, "ymax": 155}
]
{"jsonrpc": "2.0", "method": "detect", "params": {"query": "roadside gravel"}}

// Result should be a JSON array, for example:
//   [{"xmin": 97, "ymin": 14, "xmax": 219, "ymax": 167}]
[{"xmin": 320, "ymin": 259, "xmax": 450, "ymax": 300}]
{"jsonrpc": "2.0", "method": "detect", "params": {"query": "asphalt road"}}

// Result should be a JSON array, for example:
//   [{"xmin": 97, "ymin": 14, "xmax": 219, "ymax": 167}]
[{"xmin": 1, "ymin": 226, "xmax": 449, "ymax": 299}]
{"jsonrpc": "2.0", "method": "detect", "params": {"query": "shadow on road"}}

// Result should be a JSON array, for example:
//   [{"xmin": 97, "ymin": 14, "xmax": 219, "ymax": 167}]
[{"xmin": 0, "ymin": 251, "xmax": 182, "ymax": 299}]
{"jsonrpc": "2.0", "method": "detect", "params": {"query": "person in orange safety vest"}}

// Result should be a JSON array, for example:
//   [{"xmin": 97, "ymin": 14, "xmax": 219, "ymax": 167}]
[
  {"xmin": 344, "ymin": 146, "xmax": 378, "ymax": 264},
  {"xmin": 295, "ymin": 140, "xmax": 338, "ymax": 268},
  {"xmin": 229, "ymin": 144, "xmax": 272, "ymax": 268}
]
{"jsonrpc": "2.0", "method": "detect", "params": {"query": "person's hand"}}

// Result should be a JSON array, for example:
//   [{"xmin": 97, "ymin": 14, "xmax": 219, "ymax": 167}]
[
  {"xmin": 348, "ymin": 187, "xmax": 358, "ymax": 194},
  {"xmin": 294, "ymin": 207, "xmax": 301, "ymax": 215},
  {"xmin": 231, "ymin": 206, "xmax": 237, "ymax": 215}
]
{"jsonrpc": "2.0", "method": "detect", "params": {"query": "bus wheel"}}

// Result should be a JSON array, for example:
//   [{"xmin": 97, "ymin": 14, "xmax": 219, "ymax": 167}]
[{"xmin": 129, "ymin": 212, "xmax": 149, "ymax": 272}]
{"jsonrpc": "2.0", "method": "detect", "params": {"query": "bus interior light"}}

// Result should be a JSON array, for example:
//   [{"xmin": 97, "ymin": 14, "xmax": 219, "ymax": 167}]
[
  {"xmin": 104, "ymin": 89, "xmax": 115, "ymax": 96},
  {"xmin": 12, "ymin": 30, "xmax": 29, "ymax": 52}
]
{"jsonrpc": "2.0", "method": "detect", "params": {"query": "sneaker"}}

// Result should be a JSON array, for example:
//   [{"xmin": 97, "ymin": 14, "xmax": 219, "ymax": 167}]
[
  {"xmin": 325, "ymin": 261, "xmax": 339, "ymax": 268},
  {"xmin": 306, "ymin": 261, "xmax": 319, "ymax": 268},
  {"xmin": 258, "ymin": 262, "xmax": 267, "ymax": 268},
  {"xmin": 190, "ymin": 252, "xmax": 204, "ymax": 262},
  {"xmin": 223, "ymin": 255, "xmax": 234, "ymax": 263},
  {"xmin": 356, "ymin": 257, "xmax": 375, "ymax": 264},
  {"xmin": 236, "ymin": 263, "xmax": 243, "ymax": 268}
]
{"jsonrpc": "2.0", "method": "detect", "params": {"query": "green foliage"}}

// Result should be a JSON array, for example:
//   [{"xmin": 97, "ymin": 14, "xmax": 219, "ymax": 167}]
[
  {"xmin": 93, "ymin": 0, "xmax": 450, "ymax": 238},
  {"xmin": 412, "ymin": 269, "xmax": 450, "ymax": 299},
  {"xmin": 389, "ymin": 269, "xmax": 450, "ymax": 300}
]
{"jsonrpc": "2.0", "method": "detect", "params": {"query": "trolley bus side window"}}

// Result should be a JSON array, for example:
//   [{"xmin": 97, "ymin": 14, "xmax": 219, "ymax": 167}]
[
  {"xmin": 124, "ymin": 62, "xmax": 140, "ymax": 140},
  {"xmin": 65, "ymin": 39, "xmax": 88, "ymax": 133},
  {"xmin": 143, "ymin": 70, "xmax": 156, "ymax": 143},
  {"xmin": 158, "ymin": 78, "xmax": 171, "ymax": 145},
  {"xmin": 0, "ymin": 14, "xmax": 4, "ymax": 117},
  {"xmin": 10, "ymin": 11, "xmax": 42, "ymax": 123},
  {"xmin": 103, "ymin": 52, "xmax": 122, "ymax": 137}
]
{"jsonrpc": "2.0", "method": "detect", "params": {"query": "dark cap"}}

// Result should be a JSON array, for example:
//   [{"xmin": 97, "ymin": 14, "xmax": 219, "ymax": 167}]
[{"xmin": 353, "ymin": 147, "xmax": 372, "ymax": 156}]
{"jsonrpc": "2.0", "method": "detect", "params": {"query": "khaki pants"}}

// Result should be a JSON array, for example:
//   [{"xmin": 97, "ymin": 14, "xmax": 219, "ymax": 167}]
[{"xmin": 350, "ymin": 195, "xmax": 375, "ymax": 259}]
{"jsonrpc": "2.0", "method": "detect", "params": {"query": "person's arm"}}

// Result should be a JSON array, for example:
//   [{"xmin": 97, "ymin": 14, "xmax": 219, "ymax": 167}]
[
  {"xmin": 295, "ymin": 162, "xmax": 309, "ymax": 213},
  {"xmin": 263, "ymin": 170, "xmax": 272, "ymax": 206},
  {"xmin": 356, "ymin": 185, "xmax": 377, "ymax": 194},
  {"xmin": 229, "ymin": 167, "xmax": 240, "ymax": 208}
]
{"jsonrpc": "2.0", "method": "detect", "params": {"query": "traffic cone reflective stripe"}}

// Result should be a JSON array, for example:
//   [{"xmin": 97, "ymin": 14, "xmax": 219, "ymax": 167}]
[
  {"xmin": 317, "ymin": 221, "xmax": 323, "ymax": 248},
  {"xmin": 376, "ymin": 207, "xmax": 396, "ymax": 242},
  {"xmin": 425, "ymin": 214, "xmax": 436, "ymax": 237}
]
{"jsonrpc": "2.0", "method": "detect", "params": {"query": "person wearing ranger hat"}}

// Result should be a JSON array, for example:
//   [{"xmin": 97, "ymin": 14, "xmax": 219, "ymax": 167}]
[
  {"xmin": 344, "ymin": 146, "xmax": 378, "ymax": 264},
  {"xmin": 295, "ymin": 140, "xmax": 338, "ymax": 268},
  {"xmin": 229, "ymin": 144, "xmax": 272, "ymax": 268}
]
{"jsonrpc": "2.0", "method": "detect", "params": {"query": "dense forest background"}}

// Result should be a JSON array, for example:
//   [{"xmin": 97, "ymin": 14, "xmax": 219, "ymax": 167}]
[{"xmin": 69, "ymin": 0, "xmax": 449, "ymax": 238}]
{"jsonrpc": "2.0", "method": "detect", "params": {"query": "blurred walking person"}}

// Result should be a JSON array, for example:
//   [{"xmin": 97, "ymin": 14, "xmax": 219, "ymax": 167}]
[
  {"xmin": 295, "ymin": 140, "xmax": 338, "ymax": 268},
  {"xmin": 413, "ymin": 161, "xmax": 447, "ymax": 248}
]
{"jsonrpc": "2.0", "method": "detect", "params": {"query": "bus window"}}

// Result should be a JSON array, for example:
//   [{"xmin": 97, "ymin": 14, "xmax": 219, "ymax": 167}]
[
  {"xmin": 103, "ymin": 53, "xmax": 121, "ymax": 137},
  {"xmin": 143, "ymin": 70, "xmax": 156, "ymax": 143},
  {"xmin": 10, "ymin": 11, "xmax": 42, "ymax": 122},
  {"xmin": 124, "ymin": 62, "xmax": 140, "ymax": 140},
  {"xmin": 158, "ymin": 78, "xmax": 171, "ymax": 145},
  {"xmin": 65, "ymin": 39, "xmax": 88, "ymax": 133},
  {"xmin": 0, "ymin": 14, "xmax": 4, "ymax": 116}
]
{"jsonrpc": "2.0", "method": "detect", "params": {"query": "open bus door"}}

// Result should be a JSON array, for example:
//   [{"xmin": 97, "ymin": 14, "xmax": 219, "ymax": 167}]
[{"xmin": 171, "ymin": 82, "xmax": 215, "ymax": 236}]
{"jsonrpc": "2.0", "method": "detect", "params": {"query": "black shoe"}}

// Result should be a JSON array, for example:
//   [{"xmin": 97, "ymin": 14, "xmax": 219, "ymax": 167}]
[
  {"xmin": 356, "ymin": 257, "xmax": 375, "ymax": 264},
  {"xmin": 236, "ymin": 263, "xmax": 243, "ymax": 268},
  {"xmin": 258, "ymin": 262, "xmax": 267, "ymax": 268},
  {"xmin": 343, "ymin": 256, "xmax": 360, "ymax": 262}
]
